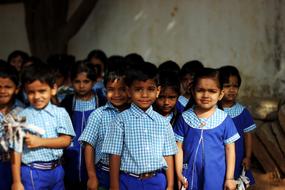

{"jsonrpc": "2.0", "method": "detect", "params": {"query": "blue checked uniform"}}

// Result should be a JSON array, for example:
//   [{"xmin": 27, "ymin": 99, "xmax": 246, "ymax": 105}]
[
  {"xmin": 174, "ymin": 107, "xmax": 240, "ymax": 190},
  {"xmin": 0, "ymin": 101, "xmax": 24, "ymax": 190},
  {"xmin": 176, "ymin": 95, "xmax": 189, "ymax": 113},
  {"xmin": 19, "ymin": 102, "xmax": 75, "ymax": 190},
  {"xmin": 102, "ymin": 103, "xmax": 178, "ymax": 174},
  {"xmin": 79, "ymin": 102, "xmax": 122, "ymax": 189},
  {"xmin": 224, "ymin": 103, "xmax": 256, "ymax": 185}
]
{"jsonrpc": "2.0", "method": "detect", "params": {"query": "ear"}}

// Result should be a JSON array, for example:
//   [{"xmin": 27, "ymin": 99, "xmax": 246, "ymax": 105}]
[
  {"xmin": 51, "ymin": 84, "xmax": 58, "ymax": 96},
  {"xmin": 218, "ymin": 90, "xmax": 224, "ymax": 101},
  {"xmin": 14, "ymin": 86, "xmax": 20, "ymax": 95},
  {"xmin": 156, "ymin": 86, "xmax": 161, "ymax": 98}
]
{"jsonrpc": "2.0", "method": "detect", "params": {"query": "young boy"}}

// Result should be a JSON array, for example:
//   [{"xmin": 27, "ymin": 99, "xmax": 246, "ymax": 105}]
[
  {"xmin": 79, "ymin": 70, "xmax": 129, "ymax": 190},
  {"xmin": 102, "ymin": 62, "xmax": 178, "ymax": 190},
  {"xmin": 11, "ymin": 63, "xmax": 75, "ymax": 190}
]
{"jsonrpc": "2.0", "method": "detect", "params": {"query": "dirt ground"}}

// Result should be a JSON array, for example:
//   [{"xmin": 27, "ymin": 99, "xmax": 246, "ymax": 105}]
[{"xmin": 251, "ymin": 170, "xmax": 285, "ymax": 190}]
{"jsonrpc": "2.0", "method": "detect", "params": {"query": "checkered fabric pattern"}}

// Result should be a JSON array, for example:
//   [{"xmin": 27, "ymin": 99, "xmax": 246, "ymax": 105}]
[
  {"xmin": 178, "ymin": 95, "xmax": 189, "ymax": 107},
  {"xmin": 79, "ymin": 102, "xmax": 120, "ymax": 165},
  {"xmin": 19, "ymin": 103, "xmax": 75, "ymax": 164},
  {"xmin": 74, "ymin": 96, "xmax": 97, "ymax": 112},
  {"xmin": 102, "ymin": 103, "xmax": 178, "ymax": 174}
]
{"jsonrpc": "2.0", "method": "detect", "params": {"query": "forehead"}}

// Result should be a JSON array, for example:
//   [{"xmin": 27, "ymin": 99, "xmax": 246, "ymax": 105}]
[
  {"xmin": 74, "ymin": 72, "xmax": 89, "ymax": 80},
  {"xmin": 0, "ymin": 77, "xmax": 15, "ymax": 85},
  {"xmin": 106, "ymin": 78, "xmax": 125, "ymax": 87},
  {"xmin": 131, "ymin": 79, "xmax": 157, "ymax": 87},
  {"xmin": 25, "ymin": 80, "xmax": 51, "ymax": 90},
  {"xmin": 226, "ymin": 75, "xmax": 239, "ymax": 83},
  {"xmin": 160, "ymin": 86, "xmax": 179, "ymax": 94},
  {"xmin": 196, "ymin": 78, "xmax": 220, "ymax": 88}
]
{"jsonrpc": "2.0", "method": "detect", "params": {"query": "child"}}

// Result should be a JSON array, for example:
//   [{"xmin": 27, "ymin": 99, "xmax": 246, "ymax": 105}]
[
  {"xmin": 102, "ymin": 62, "xmax": 178, "ymax": 190},
  {"xmin": 219, "ymin": 65, "xmax": 256, "ymax": 186},
  {"xmin": 11, "ymin": 62, "xmax": 75, "ymax": 190},
  {"xmin": 0, "ymin": 64, "xmax": 24, "ymax": 190},
  {"xmin": 154, "ymin": 71, "xmax": 180, "ymax": 125},
  {"xmin": 176, "ymin": 60, "xmax": 204, "ymax": 113},
  {"xmin": 60, "ymin": 61, "xmax": 106, "ymax": 189},
  {"xmin": 7, "ymin": 50, "xmax": 29, "ymax": 72},
  {"xmin": 174, "ymin": 68, "xmax": 240, "ymax": 190},
  {"xmin": 79, "ymin": 69, "xmax": 129, "ymax": 190}
]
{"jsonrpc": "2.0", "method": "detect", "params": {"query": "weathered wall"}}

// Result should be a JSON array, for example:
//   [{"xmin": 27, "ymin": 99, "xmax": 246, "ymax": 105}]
[{"xmin": 1, "ymin": 0, "xmax": 285, "ymax": 98}]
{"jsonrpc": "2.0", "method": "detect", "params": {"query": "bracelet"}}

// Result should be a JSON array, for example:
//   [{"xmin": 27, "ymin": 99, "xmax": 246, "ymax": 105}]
[{"xmin": 226, "ymin": 178, "xmax": 234, "ymax": 180}]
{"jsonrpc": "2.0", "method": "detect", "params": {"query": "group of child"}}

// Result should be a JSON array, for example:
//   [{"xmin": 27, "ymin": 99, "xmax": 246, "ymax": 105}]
[{"xmin": 0, "ymin": 49, "xmax": 256, "ymax": 190}]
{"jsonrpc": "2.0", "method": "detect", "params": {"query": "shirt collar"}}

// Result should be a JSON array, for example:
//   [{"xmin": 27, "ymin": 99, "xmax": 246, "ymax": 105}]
[
  {"xmin": 130, "ymin": 103, "xmax": 155, "ymax": 120},
  {"xmin": 31, "ymin": 102, "xmax": 55, "ymax": 116},
  {"xmin": 223, "ymin": 103, "xmax": 244, "ymax": 118}
]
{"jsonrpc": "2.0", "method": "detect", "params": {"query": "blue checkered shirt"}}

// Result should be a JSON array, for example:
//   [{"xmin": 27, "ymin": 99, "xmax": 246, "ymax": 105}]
[
  {"xmin": 79, "ymin": 102, "xmax": 120, "ymax": 165},
  {"xmin": 19, "ymin": 102, "xmax": 75, "ymax": 164},
  {"xmin": 102, "ymin": 103, "xmax": 178, "ymax": 174}
]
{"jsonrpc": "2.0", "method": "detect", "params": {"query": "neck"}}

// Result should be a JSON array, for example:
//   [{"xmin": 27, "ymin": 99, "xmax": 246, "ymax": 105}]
[
  {"xmin": 76, "ymin": 92, "xmax": 93, "ymax": 101},
  {"xmin": 0, "ymin": 101, "xmax": 14, "ymax": 115},
  {"xmin": 222, "ymin": 100, "xmax": 235, "ymax": 108},
  {"xmin": 194, "ymin": 106, "xmax": 216, "ymax": 118}
]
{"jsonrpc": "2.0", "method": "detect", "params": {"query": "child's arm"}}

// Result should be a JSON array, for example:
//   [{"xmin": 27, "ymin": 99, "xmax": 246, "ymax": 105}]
[
  {"xmin": 164, "ymin": 155, "xmax": 174, "ymax": 190},
  {"xmin": 224, "ymin": 143, "xmax": 236, "ymax": 190},
  {"xmin": 11, "ymin": 151, "xmax": 24, "ymax": 190},
  {"xmin": 175, "ymin": 142, "xmax": 188, "ymax": 189},
  {"xmin": 84, "ymin": 143, "xmax": 99, "ymax": 190},
  {"xmin": 109, "ymin": 154, "xmax": 121, "ymax": 190},
  {"xmin": 243, "ymin": 132, "xmax": 252, "ymax": 170},
  {"xmin": 25, "ymin": 133, "xmax": 71, "ymax": 148}
]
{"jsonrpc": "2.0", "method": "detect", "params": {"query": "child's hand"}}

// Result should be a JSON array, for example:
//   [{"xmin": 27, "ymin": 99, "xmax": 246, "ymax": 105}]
[
  {"xmin": 87, "ymin": 175, "xmax": 99, "ymax": 190},
  {"xmin": 177, "ymin": 175, "xmax": 188, "ymax": 190},
  {"xmin": 242, "ymin": 157, "xmax": 251, "ymax": 170},
  {"xmin": 12, "ymin": 182, "xmax": 24, "ymax": 190},
  {"xmin": 224, "ymin": 179, "xmax": 236, "ymax": 190},
  {"xmin": 25, "ymin": 133, "xmax": 42, "ymax": 148}
]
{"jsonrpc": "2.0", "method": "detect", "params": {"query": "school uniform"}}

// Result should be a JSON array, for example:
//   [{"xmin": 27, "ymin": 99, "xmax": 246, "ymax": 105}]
[
  {"xmin": 176, "ymin": 95, "xmax": 189, "ymax": 113},
  {"xmin": 174, "ymin": 107, "xmax": 240, "ymax": 190},
  {"xmin": 0, "ymin": 100, "xmax": 24, "ymax": 190},
  {"xmin": 79, "ymin": 102, "xmax": 124, "ymax": 189},
  {"xmin": 102, "ymin": 103, "xmax": 178, "ymax": 190},
  {"xmin": 62, "ymin": 96, "xmax": 100, "ymax": 189},
  {"xmin": 224, "ymin": 103, "xmax": 256, "ymax": 185},
  {"xmin": 19, "ymin": 102, "xmax": 75, "ymax": 190}
]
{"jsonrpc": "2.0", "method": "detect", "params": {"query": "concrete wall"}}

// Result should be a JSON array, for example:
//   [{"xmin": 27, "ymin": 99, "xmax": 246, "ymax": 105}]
[{"xmin": 1, "ymin": 0, "xmax": 285, "ymax": 98}]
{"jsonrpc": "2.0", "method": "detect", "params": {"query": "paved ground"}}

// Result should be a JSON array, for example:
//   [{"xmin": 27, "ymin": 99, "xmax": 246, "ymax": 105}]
[{"xmin": 251, "ymin": 170, "xmax": 285, "ymax": 190}]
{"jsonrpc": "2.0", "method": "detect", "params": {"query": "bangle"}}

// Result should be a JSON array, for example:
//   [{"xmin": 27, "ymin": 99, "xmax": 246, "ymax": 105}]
[{"xmin": 226, "ymin": 178, "xmax": 234, "ymax": 180}]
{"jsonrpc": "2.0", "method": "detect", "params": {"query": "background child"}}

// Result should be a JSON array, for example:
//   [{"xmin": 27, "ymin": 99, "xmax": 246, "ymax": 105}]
[
  {"xmin": 0, "ymin": 64, "xmax": 24, "ymax": 190},
  {"xmin": 219, "ymin": 65, "xmax": 256, "ymax": 186},
  {"xmin": 176, "ymin": 60, "xmax": 204, "ymax": 113},
  {"xmin": 174, "ymin": 68, "xmax": 239, "ymax": 190},
  {"xmin": 11, "ymin": 62, "xmax": 75, "ymax": 190},
  {"xmin": 154, "ymin": 71, "xmax": 180, "ymax": 126},
  {"xmin": 60, "ymin": 61, "xmax": 106, "ymax": 190},
  {"xmin": 7, "ymin": 50, "xmax": 29, "ymax": 72},
  {"xmin": 102, "ymin": 62, "xmax": 178, "ymax": 190},
  {"xmin": 79, "ymin": 69, "xmax": 129, "ymax": 190}
]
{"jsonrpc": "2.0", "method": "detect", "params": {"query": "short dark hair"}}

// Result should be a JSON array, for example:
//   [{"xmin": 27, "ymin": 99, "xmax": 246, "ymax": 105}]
[
  {"xmin": 104, "ymin": 69, "xmax": 126, "ymax": 87},
  {"xmin": 7, "ymin": 50, "xmax": 29, "ymax": 65},
  {"xmin": 21, "ymin": 60, "xmax": 55, "ymax": 88},
  {"xmin": 180, "ymin": 60, "xmax": 204, "ymax": 79},
  {"xmin": 219, "ymin": 65, "xmax": 242, "ymax": 87},
  {"xmin": 158, "ymin": 60, "xmax": 180, "ymax": 74},
  {"xmin": 158, "ymin": 71, "xmax": 180, "ymax": 95},
  {"xmin": 0, "ymin": 64, "xmax": 19, "ymax": 86},
  {"xmin": 70, "ymin": 61, "xmax": 97, "ymax": 82},
  {"xmin": 126, "ymin": 62, "xmax": 158, "ymax": 86}
]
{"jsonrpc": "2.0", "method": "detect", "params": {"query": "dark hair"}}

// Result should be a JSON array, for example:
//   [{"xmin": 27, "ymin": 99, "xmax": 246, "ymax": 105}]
[
  {"xmin": 104, "ymin": 69, "xmax": 126, "ymax": 87},
  {"xmin": 125, "ymin": 53, "xmax": 144, "ymax": 65},
  {"xmin": 184, "ymin": 67, "xmax": 223, "ymax": 110},
  {"xmin": 87, "ymin": 49, "xmax": 107, "ymax": 64},
  {"xmin": 126, "ymin": 62, "xmax": 158, "ymax": 86},
  {"xmin": 107, "ymin": 55, "xmax": 126, "ymax": 73},
  {"xmin": 70, "ymin": 61, "xmax": 97, "ymax": 82},
  {"xmin": 180, "ymin": 60, "xmax": 204, "ymax": 79},
  {"xmin": 158, "ymin": 71, "xmax": 180, "ymax": 95},
  {"xmin": 158, "ymin": 60, "xmax": 180, "ymax": 74},
  {"xmin": 0, "ymin": 64, "xmax": 19, "ymax": 86},
  {"xmin": 7, "ymin": 50, "xmax": 29, "ymax": 65},
  {"xmin": 47, "ymin": 54, "xmax": 75, "ymax": 80},
  {"xmin": 21, "ymin": 61, "xmax": 55, "ymax": 88},
  {"xmin": 219, "ymin": 65, "xmax": 241, "ymax": 87}
]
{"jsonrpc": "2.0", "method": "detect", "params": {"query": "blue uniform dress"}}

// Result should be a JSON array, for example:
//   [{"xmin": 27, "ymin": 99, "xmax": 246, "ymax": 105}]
[
  {"xmin": 102, "ymin": 104, "xmax": 178, "ymax": 190},
  {"xmin": 0, "ymin": 100, "xmax": 24, "ymax": 190},
  {"xmin": 223, "ymin": 103, "xmax": 256, "ymax": 185},
  {"xmin": 19, "ymin": 102, "xmax": 75, "ymax": 190},
  {"xmin": 174, "ymin": 108, "xmax": 240, "ymax": 190},
  {"xmin": 176, "ymin": 95, "xmax": 189, "ymax": 113},
  {"xmin": 79, "ymin": 102, "xmax": 122, "ymax": 189},
  {"xmin": 63, "ymin": 96, "xmax": 98, "ymax": 189}
]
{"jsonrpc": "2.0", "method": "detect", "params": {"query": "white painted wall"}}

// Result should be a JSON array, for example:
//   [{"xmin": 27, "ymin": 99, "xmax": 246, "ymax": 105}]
[{"xmin": 1, "ymin": 1, "xmax": 284, "ymax": 98}]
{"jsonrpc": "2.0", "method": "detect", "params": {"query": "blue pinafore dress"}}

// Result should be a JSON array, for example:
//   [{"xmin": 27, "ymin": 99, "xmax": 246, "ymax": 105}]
[{"xmin": 174, "ymin": 108, "xmax": 240, "ymax": 190}]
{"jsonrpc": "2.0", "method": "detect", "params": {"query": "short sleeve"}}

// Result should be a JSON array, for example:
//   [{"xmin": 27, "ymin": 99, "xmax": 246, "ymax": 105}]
[
  {"xmin": 163, "ymin": 123, "xmax": 178, "ymax": 156},
  {"xmin": 242, "ymin": 108, "xmax": 256, "ymax": 133},
  {"xmin": 173, "ymin": 115, "xmax": 187, "ymax": 142},
  {"xmin": 56, "ymin": 108, "xmax": 75, "ymax": 137},
  {"xmin": 223, "ymin": 116, "xmax": 240, "ymax": 144}
]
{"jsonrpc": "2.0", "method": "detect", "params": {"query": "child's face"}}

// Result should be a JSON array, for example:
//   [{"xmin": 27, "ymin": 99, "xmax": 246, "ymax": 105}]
[
  {"xmin": 222, "ymin": 75, "xmax": 239, "ymax": 104},
  {"xmin": 155, "ymin": 87, "xmax": 178, "ymax": 116},
  {"xmin": 72, "ymin": 72, "xmax": 94, "ymax": 100},
  {"xmin": 25, "ymin": 80, "xmax": 57, "ymax": 109},
  {"xmin": 0, "ymin": 77, "xmax": 19, "ymax": 107},
  {"xmin": 181, "ymin": 73, "xmax": 194, "ymax": 96},
  {"xmin": 128, "ymin": 79, "xmax": 160, "ymax": 111},
  {"xmin": 106, "ymin": 79, "xmax": 129, "ymax": 111},
  {"xmin": 10, "ymin": 55, "xmax": 23, "ymax": 72},
  {"xmin": 193, "ymin": 78, "xmax": 224, "ymax": 112}
]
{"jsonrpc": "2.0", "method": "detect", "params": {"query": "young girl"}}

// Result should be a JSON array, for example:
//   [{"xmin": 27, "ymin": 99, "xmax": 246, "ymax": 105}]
[
  {"xmin": 154, "ymin": 71, "xmax": 180, "ymax": 125},
  {"xmin": 0, "ymin": 64, "xmax": 24, "ymax": 190},
  {"xmin": 79, "ymin": 69, "xmax": 129, "ymax": 190},
  {"xmin": 60, "ymin": 61, "xmax": 106, "ymax": 190},
  {"xmin": 174, "ymin": 68, "xmax": 239, "ymax": 190},
  {"xmin": 219, "ymin": 65, "xmax": 255, "ymax": 186}
]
